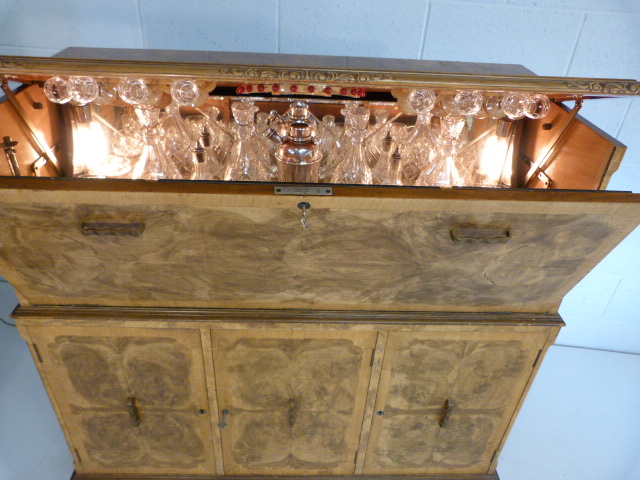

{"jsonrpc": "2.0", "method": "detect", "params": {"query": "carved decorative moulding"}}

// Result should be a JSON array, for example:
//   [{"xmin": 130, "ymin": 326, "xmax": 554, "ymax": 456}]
[{"xmin": 1, "ymin": 49, "xmax": 639, "ymax": 99}]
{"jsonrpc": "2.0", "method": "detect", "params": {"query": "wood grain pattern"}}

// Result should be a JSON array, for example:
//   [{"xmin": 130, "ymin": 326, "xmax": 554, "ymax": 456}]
[
  {"xmin": 27, "ymin": 326, "xmax": 216, "ymax": 475},
  {"xmin": 0, "ymin": 191, "xmax": 638, "ymax": 313},
  {"xmin": 364, "ymin": 330, "xmax": 548, "ymax": 475},
  {"xmin": 211, "ymin": 329, "xmax": 377, "ymax": 475}
]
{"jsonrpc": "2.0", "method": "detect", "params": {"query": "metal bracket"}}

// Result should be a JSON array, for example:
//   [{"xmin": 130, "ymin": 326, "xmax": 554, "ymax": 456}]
[
  {"xmin": 537, "ymin": 171, "xmax": 552, "ymax": 188},
  {"xmin": 275, "ymin": 185, "xmax": 333, "ymax": 196},
  {"xmin": 523, "ymin": 99, "xmax": 583, "ymax": 186},
  {"xmin": 0, "ymin": 136, "xmax": 20, "ymax": 175},
  {"xmin": 1, "ymin": 77, "xmax": 61, "ymax": 175}
]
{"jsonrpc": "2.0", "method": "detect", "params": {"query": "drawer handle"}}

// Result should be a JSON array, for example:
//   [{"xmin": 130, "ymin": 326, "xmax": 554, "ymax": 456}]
[
  {"xmin": 438, "ymin": 398, "xmax": 452, "ymax": 428},
  {"xmin": 450, "ymin": 226, "xmax": 511, "ymax": 244},
  {"xmin": 127, "ymin": 396, "xmax": 141, "ymax": 427},
  {"xmin": 80, "ymin": 222, "xmax": 145, "ymax": 237},
  {"xmin": 218, "ymin": 408, "xmax": 231, "ymax": 430}
]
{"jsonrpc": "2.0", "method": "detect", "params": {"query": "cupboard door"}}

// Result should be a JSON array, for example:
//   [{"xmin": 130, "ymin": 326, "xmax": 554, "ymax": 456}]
[
  {"xmin": 364, "ymin": 330, "xmax": 547, "ymax": 474},
  {"xmin": 212, "ymin": 329, "xmax": 377, "ymax": 475},
  {"xmin": 28, "ymin": 326, "xmax": 216, "ymax": 475}
]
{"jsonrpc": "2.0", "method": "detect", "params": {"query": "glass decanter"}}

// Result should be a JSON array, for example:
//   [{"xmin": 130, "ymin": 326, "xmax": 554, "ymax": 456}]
[
  {"xmin": 415, "ymin": 116, "xmax": 467, "ymax": 187},
  {"xmin": 399, "ymin": 89, "xmax": 436, "ymax": 185},
  {"xmin": 224, "ymin": 100, "xmax": 272, "ymax": 182},
  {"xmin": 331, "ymin": 104, "xmax": 373, "ymax": 184},
  {"xmin": 318, "ymin": 114, "xmax": 342, "ymax": 181},
  {"xmin": 131, "ymin": 106, "xmax": 181, "ymax": 181},
  {"xmin": 162, "ymin": 104, "xmax": 196, "ymax": 179}
]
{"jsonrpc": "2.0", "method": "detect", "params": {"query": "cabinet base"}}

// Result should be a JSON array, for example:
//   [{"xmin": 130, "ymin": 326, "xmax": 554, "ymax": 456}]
[{"xmin": 71, "ymin": 473, "xmax": 499, "ymax": 480}]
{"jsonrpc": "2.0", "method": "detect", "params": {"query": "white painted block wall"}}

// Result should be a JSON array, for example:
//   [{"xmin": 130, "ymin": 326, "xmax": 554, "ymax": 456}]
[{"xmin": 0, "ymin": 1, "xmax": 639, "ymax": 479}]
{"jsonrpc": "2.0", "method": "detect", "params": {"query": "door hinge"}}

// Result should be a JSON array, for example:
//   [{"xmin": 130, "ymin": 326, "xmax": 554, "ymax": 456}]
[
  {"xmin": 33, "ymin": 343, "xmax": 43, "ymax": 363},
  {"xmin": 533, "ymin": 349, "xmax": 543, "ymax": 368},
  {"xmin": 354, "ymin": 451, "xmax": 358, "ymax": 464},
  {"xmin": 370, "ymin": 349, "xmax": 376, "ymax": 367},
  {"xmin": 75, "ymin": 448, "xmax": 82, "ymax": 462},
  {"xmin": 490, "ymin": 449, "xmax": 498, "ymax": 465}
]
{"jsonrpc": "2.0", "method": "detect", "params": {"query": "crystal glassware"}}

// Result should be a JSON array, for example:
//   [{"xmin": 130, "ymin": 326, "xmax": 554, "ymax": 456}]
[
  {"xmin": 224, "ymin": 100, "xmax": 272, "ymax": 182},
  {"xmin": 416, "ymin": 116, "xmax": 468, "ymax": 187},
  {"xmin": 69, "ymin": 76, "xmax": 100, "ymax": 105},
  {"xmin": 170, "ymin": 79, "xmax": 210, "ymax": 107},
  {"xmin": 118, "ymin": 78, "xmax": 163, "ymax": 106},
  {"xmin": 94, "ymin": 80, "xmax": 117, "ymax": 106},
  {"xmin": 331, "ymin": 104, "xmax": 373, "ymax": 184},
  {"xmin": 454, "ymin": 91, "xmax": 483, "ymax": 116},
  {"xmin": 483, "ymin": 95, "xmax": 505, "ymax": 119},
  {"xmin": 501, "ymin": 92, "xmax": 529, "ymax": 120},
  {"xmin": 44, "ymin": 76, "xmax": 73, "ymax": 104},
  {"xmin": 399, "ymin": 89, "xmax": 436, "ymax": 185},
  {"xmin": 131, "ymin": 106, "xmax": 181, "ymax": 181},
  {"xmin": 525, "ymin": 94, "xmax": 551, "ymax": 119},
  {"xmin": 161, "ymin": 105, "xmax": 198, "ymax": 179}
]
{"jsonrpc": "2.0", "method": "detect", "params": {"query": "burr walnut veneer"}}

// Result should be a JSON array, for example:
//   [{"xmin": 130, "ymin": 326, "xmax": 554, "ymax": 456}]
[{"xmin": 1, "ymin": 49, "xmax": 640, "ymax": 480}]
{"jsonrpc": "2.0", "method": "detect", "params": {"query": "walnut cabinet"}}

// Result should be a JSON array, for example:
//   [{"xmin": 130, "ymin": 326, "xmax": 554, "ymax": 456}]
[
  {"xmin": 1, "ymin": 49, "xmax": 640, "ymax": 480},
  {"xmin": 16, "ymin": 310, "xmax": 559, "ymax": 480}
]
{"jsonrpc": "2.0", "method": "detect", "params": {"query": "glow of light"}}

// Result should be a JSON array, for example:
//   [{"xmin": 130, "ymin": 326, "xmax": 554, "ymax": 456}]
[
  {"xmin": 72, "ymin": 121, "xmax": 110, "ymax": 176},
  {"xmin": 478, "ymin": 134, "xmax": 509, "ymax": 186}
]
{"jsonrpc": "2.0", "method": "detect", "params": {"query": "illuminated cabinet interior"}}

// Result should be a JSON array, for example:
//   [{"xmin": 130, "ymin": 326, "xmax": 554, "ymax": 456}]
[{"xmin": 0, "ymin": 48, "xmax": 639, "ymax": 480}]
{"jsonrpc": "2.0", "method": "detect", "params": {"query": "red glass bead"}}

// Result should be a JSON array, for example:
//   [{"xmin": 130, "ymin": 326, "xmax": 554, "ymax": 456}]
[
  {"xmin": 257, "ymin": 84, "xmax": 265, "ymax": 92},
  {"xmin": 290, "ymin": 84, "xmax": 298, "ymax": 93},
  {"xmin": 324, "ymin": 86, "xmax": 333, "ymax": 95},
  {"xmin": 245, "ymin": 84, "xmax": 253, "ymax": 93},
  {"xmin": 358, "ymin": 88, "xmax": 366, "ymax": 97},
  {"xmin": 341, "ymin": 87, "xmax": 348, "ymax": 95},
  {"xmin": 307, "ymin": 85, "xmax": 315, "ymax": 93},
  {"xmin": 236, "ymin": 85, "xmax": 246, "ymax": 94},
  {"xmin": 351, "ymin": 88, "xmax": 358, "ymax": 96},
  {"xmin": 272, "ymin": 84, "xmax": 280, "ymax": 92}
]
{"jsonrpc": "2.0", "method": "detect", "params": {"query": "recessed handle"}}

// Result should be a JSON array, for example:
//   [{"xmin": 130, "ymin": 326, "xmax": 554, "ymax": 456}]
[
  {"xmin": 438, "ymin": 398, "xmax": 452, "ymax": 428},
  {"xmin": 450, "ymin": 225, "xmax": 510, "ymax": 244},
  {"xmin": 80, "ymin": 222, "xmax": 145, "ymax": 237},
  {"xmin": 127, "ymin": 396, "xmax": 141, "ymax": 427},
  {"xmin": 289, "ymin": 398, "xmax": 297, "ymax": 427}
]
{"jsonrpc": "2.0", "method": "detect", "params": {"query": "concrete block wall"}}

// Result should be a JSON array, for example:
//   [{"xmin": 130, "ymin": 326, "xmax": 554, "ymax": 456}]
[{"xmin": 0, "ymin": 1, "xmax": 639, "ymax": 479}]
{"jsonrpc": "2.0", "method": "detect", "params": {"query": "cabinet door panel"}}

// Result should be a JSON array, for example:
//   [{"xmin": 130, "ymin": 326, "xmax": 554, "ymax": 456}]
[
  {"xmin": 364, "ymin": 330, "xmax": 547, "ymax": 474},
  {"xmin": 28, "ymin": 326, "xmax": 216, "ymax": 475},
  {"xmin": 2, "ymin": 188, "xmax": 639, "ymax": 313},
  {"xmin": 212, "ymin": 329, "xmax": 377, "ymax": 475}
]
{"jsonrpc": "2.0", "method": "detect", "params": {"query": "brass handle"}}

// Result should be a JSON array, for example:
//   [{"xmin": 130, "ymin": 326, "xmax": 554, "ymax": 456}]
[
  {"xmin": 289, "ymin": 398, "xmax": 297, "ymax": 427},
  {"xmin": 127, "ymin": 397, "xmax": 141, "ymax": 427},
  {"xmin": 218, "ymin": 409, "xmax": 231, "ymax": 430},
  {"xmin": 438, "ymin": 398, "xmax": 452, "ymax": 428},
  {"xmin": 80, "ymin": 222, "xmax": 145, "ymax": 237},
  {"xmin": 450, "ymin": 226, "xmax": 510, "ymax": 244}
]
